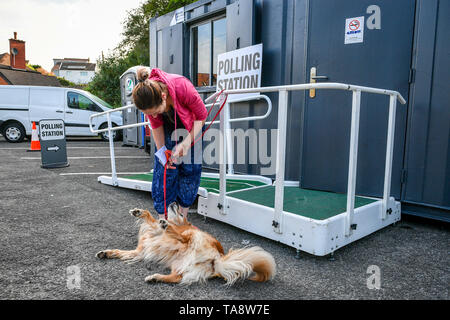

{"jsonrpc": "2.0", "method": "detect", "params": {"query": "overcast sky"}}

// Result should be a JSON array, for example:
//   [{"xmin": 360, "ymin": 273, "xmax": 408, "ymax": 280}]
[{"xmin": 0, "ymin": 0, "xmax": 143, "ymax": 71}]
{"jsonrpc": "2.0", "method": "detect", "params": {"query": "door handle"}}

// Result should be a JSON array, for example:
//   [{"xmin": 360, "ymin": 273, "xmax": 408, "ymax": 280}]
[
  {"xmin": 311, "ymin": 75, "xmax": 329, "ymax": 80},
  {"xmin": 56, "ymin": 110, "xmax": 63, "ymax": 113},
  {"xmin": 66, "ymin": 111, "xmax": 74, "ymax": 114},
  {"xmin": 309, "ymin": 67, "xmax": 328, "ymax": 98}
]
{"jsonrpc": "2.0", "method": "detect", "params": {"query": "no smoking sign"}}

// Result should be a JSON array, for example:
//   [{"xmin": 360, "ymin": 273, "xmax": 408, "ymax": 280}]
[
  {"xmin": 345, "ymin": 16, "xmax": 364, "ymax": 44},
  {"xmin": 349, "ymin": 20, "xmax": 360, "ymax": 31}
]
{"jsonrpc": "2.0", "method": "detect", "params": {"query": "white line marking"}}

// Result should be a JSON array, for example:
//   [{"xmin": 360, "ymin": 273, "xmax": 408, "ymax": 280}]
[
  {"xmin": 59, "ymin": 172, "xmax": 149, "ymax": 176},
  {"xmin": 21, "ymin": 156, "xmax": 149, "ymax": 160}
]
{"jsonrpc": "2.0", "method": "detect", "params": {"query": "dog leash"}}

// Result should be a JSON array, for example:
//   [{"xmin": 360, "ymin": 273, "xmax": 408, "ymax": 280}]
[
  {"xmin": 163, "ymin": 90, "xmax": 228, "ymax": 219},
  {"xmin": 190, "ymin": 90, "xmax": 228, "ymax": 147}
]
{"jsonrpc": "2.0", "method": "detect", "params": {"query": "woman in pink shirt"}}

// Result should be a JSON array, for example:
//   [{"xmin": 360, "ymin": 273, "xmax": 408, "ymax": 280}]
[{"xmin": 132, "ymin": 67, "xmax": 207, "ymax": 220}]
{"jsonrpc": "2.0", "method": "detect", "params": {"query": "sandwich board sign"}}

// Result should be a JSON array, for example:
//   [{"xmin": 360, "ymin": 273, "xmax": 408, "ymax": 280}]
[{"xmin": 39, "ymin": 119, "xmax": 69, "ymax": 168}]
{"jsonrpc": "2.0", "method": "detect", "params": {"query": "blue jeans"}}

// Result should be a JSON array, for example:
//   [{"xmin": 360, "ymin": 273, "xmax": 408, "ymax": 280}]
[{"xmin": 151, "ymin": 126, "xmax": 203, "ymax": 214}]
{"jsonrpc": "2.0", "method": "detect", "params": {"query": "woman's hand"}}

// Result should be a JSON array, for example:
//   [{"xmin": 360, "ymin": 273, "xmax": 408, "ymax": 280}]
[
  {"xmin": 169, "ymin": 120, "xmax": 204, "ymax": 164},
  {"xmin": 170, "ymin": 140, "xmax": 190, "ymax": 164}
]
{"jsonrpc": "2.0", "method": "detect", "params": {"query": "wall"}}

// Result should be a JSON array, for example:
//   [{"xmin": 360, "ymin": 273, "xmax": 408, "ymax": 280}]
[
  {"xmin": 59, "ymin": 70, "xmax": 95, "ymax": 84},
  {"xmin": 150, "ymin": 0, "xmax": 449, "ymax": 220}
]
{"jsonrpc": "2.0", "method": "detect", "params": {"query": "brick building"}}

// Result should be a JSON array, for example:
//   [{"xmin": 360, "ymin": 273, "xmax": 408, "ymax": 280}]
[{"xmin": 0, "ymin": 32, "xmax": 60, "ymax": 87}]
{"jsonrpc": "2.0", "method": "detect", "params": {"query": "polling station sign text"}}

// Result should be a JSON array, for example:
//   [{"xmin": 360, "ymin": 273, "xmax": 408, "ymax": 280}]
[
  {"xmin": 39, "ymin": 119, "xmax": 69, "ymax": 168},
  {"xmin": 216, "ymin": 44, "xmax": 262, "ymax": 100}
]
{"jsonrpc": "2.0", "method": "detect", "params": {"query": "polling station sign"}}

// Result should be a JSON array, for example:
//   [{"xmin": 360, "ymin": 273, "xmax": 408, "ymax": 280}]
[
  {"xmin": 216, "ymin": 43, "xmax": 262, "ymax": 100},
  {"xmin": 39, "ymin": 119, "xmax": 69, "ymax": 168}
]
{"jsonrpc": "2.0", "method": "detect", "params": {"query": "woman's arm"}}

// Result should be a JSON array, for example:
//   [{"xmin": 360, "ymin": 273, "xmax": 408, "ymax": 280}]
[
  {"xmin": 151, "ymin": 125, "xmax": 165, "ymax": 150},
  {"xmin": 186, "ymin": 119, "xmax": 205, "ymax": 146},
  {"xmin": 171, "ymin": 77, "xmax": 208, "ymax": 159},
  {"xmin": 172, "ymin": 120, "xmax": 205, "ymax": 160}
]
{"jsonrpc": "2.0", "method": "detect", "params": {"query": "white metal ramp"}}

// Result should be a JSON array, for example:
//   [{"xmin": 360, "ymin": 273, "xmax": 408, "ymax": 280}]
[{"xmin": 90, "ymin": 82, "xmax": 405, "ymax": 257}]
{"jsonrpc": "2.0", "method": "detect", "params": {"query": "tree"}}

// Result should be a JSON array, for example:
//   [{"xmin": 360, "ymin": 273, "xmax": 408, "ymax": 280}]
[{"xmin": 86, "ymin": 0, "xmax": 196, "ymax": 108}]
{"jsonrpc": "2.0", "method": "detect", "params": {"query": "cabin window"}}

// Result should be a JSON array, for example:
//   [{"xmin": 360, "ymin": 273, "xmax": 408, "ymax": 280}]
[{"xmin": 191, "ymin": 16, "xmax": 226, "ymax": 87}]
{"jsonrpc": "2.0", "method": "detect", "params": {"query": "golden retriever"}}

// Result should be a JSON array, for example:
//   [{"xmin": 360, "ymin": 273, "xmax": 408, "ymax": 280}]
[{"xmin": 96, "ymin": 203, "xmax": 276, "ymax": 285}]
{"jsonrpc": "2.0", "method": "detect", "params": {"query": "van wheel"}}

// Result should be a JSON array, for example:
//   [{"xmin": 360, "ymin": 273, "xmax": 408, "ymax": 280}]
[
  {"xmin": 99, "ymin": 123, "xmax": 122, "ymax": 142},
  {"xmin": 2, "ymin": 122, "xmax": 26, "ymax": 143}
]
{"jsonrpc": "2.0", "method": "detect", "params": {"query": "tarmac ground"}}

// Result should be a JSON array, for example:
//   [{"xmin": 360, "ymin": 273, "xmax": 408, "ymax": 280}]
[{"xmin": 0, "ymin": 135, "xmax": 448, "ymax": 300}]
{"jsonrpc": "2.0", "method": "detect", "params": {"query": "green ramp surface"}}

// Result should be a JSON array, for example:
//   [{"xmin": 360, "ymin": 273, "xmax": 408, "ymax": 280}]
[
  {"xmin": 228, "ymin": 186, "xmax": 377, "ymax": 220},
  {"xmin": 123, "ymin": 173, "xmax": 267, "ymax": 193}
]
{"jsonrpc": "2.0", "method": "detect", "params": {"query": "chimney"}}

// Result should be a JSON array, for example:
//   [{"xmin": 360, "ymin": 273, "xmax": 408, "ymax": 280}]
[{"xmin": 9, "ymin": 32, "xmax": 26, "ymax": 70}]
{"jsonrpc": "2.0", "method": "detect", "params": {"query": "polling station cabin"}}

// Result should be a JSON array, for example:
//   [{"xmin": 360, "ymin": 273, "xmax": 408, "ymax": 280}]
[
  {"xmin": 101, "ymin": 0, "xmax": 448, "ymax": 258},
  {"xmin": 144, "ymin": 0, "xmax": 449, "ymax": 222}
]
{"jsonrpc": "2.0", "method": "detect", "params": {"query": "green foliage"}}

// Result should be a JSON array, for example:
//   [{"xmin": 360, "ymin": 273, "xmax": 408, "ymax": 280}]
[
  {"xmin": 85, "ymin": 53, "xmax": 129, "ymax": 108},
  {"xmin": 57, "ymin": 77, "xmax": 72, "ymax": 87},
  {"xmin": 26, "ymin": 64, "xmax": 36, "ymax": 71},
  {"xmin": 85, "ymin": 0, "xmax": 197, "ymax": 108},
  {"xmin": 57, "ymin": 77, "xmax": 87, "ymax": 90}
]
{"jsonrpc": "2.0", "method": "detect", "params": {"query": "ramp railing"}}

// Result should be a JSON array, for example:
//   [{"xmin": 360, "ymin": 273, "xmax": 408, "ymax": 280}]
[
  {"xmin": 90, "ymin": 82, "xmax": 406, "ymax": 237},
  {"xmin": 205, "ymin": 83, "xmax": 406, "ymax": 236},
  {"xmin": 89, "ymin": 94, "xmax": 272, "ymax": 185}
]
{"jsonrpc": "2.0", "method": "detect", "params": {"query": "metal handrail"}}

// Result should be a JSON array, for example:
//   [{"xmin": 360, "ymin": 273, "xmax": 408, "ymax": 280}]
[
  {"xmin": 90, "ymin": 94, "xmax": 273, "ymax": 186},
  {"xmin": 205, "ymin": 82, "xmax": 407, "ymax": 105},
  {"xmin": 89, "ymin": 94, "xmax": 273, "ymax": 134},
  {"xmin": 89, "ymin": 104, "xmax": 150, "ymax": 134},
  {"xmin": 207, "ymin": 82, "xmax": 405, "ymax": 237},
  {"xmin": 205, "ymin": 94, "xmax": 273, "ymax": 175},
  {"xmin": 92, "ymin": 82, "xmax": 406, "ymax": 238},
  {"xmin": 205, "ymin": 94, "xmax": 272, "ymax": 125}
]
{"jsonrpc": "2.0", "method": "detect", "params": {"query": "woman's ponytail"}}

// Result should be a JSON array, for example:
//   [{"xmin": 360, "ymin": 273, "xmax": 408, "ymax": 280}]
[
  {"xmin": 136, "ymin": 67, "xmax": 150, "ymax": 83},
  {"xmin": 132, "ymin": 68, "xmax": 166, "ymax": 111}
]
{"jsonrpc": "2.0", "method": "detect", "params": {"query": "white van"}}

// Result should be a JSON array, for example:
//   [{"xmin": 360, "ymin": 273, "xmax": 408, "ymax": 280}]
[{"xmin": 0, "ymin": 85, "xmax": 123, "ymax": 143}]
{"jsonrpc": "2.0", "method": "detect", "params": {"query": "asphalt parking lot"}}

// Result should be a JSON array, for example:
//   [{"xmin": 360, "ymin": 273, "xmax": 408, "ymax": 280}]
[{"xmin": 0, "ymin": 135, "xmax": 448, "ymax": 300}]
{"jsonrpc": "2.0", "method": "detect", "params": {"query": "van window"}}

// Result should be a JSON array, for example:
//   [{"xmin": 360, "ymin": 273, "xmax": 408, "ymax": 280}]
[{"xmin": 67, "ymin": 92, "xmax": 102, "ymax": 112}]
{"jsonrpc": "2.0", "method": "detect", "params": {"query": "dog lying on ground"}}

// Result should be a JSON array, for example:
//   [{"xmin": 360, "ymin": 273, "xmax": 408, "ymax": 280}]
[{"xmin": 96, "ymin": 203, "xmax": 276, "ymax": 285}]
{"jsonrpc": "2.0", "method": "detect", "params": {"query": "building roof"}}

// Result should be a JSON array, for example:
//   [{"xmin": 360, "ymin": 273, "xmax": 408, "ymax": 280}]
[
  {"xmin": 54, "ymin": 58, "xmax": 90, "ymax": 62},
  {"xmin": 59, "ymin": 62, "xmax": 96, "ymax": 71},
  {"xmin": 51, "ymin": 61, "xmax": 61, "ymax": 73},
  {"xmin": 0, "ymin": 52, "xmax": 10, "ymax": 66},
  {"xmin": 0, "ymin": 65, "xmax": 61, "ymax": 87}
]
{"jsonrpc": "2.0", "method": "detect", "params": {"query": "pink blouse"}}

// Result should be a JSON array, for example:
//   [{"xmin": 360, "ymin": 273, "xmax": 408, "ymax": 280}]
[{"xmin": 146, "ymin": 68, "xmax": 207, "ymax": 132}]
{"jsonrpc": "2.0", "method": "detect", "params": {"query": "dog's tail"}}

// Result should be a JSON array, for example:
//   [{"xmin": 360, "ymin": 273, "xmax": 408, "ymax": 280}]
[{"xmin": 214, "ymin": 246, "xmax": 276, "ymax": 285}]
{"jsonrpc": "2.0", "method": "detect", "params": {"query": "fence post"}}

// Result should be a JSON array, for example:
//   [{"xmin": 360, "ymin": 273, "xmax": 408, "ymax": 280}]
[
  {"xmin": 273, "ymin": 90, "xmax": 288, "ymax": 234},
  {"xmin": 107, "ymin": 112, "xmax": 117, "ymax": 186},
  {"xmin": 219, "ymin": 96, "xmax": 227, "ymax": 215},
  {"xmin": 382, "ymin": 94, "xmax": 397, "ymax": 220},
  {"xmin": 345, "ymin": 90, "xmax": 361, "ymax": 236}
]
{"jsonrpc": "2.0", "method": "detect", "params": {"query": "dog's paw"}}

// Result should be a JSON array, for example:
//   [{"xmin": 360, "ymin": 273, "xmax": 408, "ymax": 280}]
[
  {"xmin": 96, "ymin": 251, "xmax": 107, "ymax": 259},
  {"xmin": 145, "ymin": 275, "xmax": 156, "ymax": 282},
  {"xmin": 130, "ymin": 208, "xmax": 144, "ymax": 217},
  {"xmin": 159, "ymin": 219, "xmax": 168, "ymax": 230}
]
